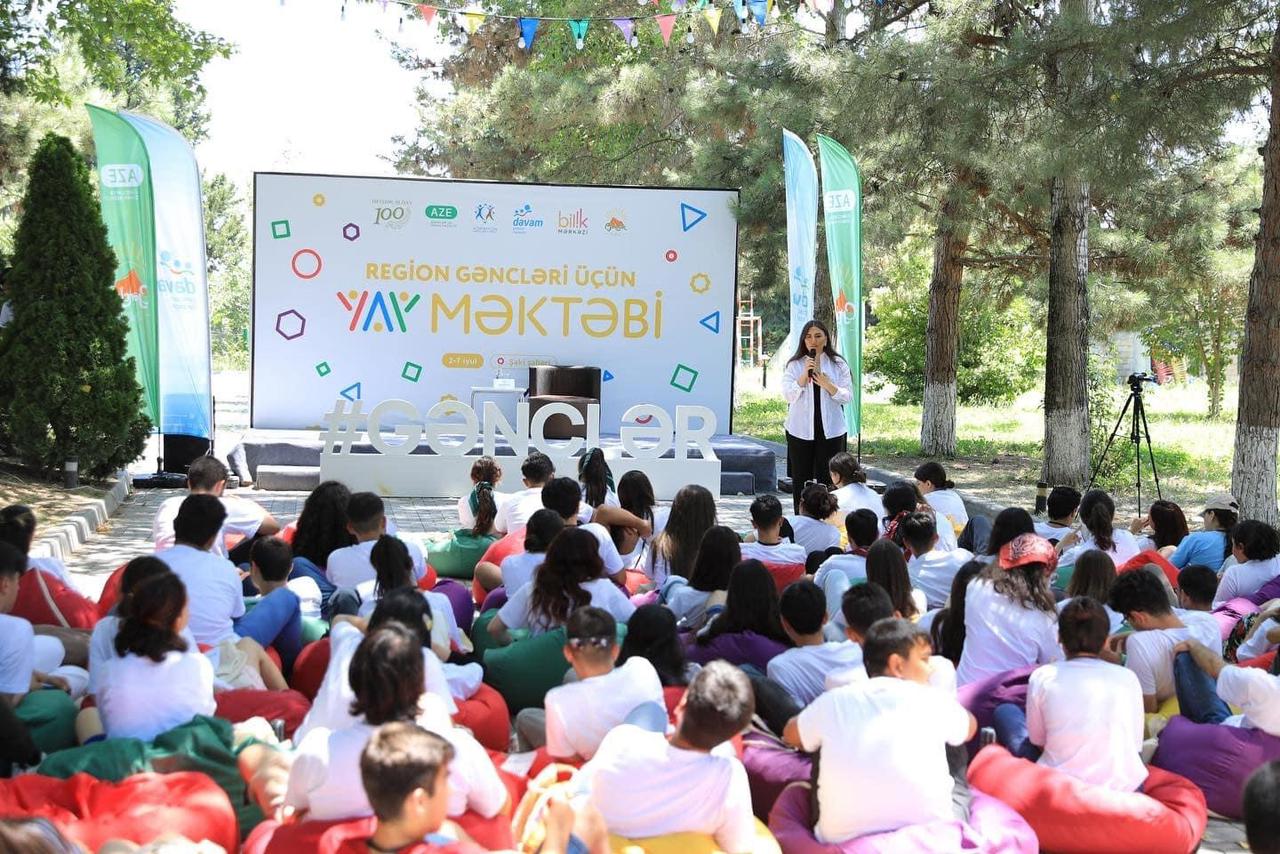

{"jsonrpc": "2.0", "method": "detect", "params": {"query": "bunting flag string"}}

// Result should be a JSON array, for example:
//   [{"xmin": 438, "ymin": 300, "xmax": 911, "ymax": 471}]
[
  {"xmin": 517, "ymin": 16, "xmax": 540, "ymax": 49},
  {"xmin": 459, "ymin": 9, "xmax": 483, "ymax": 33},
  {"xmin": 655, "ymin": 13, "xmax": 677, "ymax": 44},
  {"xmin": 568, "ymin": 18, "xmax": 590, "ymax": 49},
  {"xmin": 703, "ymin": 6, "xmax": 723, "ymax": 32},
  {"xmin": 612, "ymin": 17, "xmax": 639, "ymax": 46}
]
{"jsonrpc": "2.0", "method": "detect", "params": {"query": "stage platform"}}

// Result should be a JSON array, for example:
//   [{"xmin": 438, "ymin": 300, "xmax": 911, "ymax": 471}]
[{"xmin": 227, "ymin": 430, "xmax": 776, "ymax": 496}]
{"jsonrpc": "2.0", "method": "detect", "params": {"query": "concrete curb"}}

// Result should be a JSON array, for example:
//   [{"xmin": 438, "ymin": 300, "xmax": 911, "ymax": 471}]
[{"xmin": 27, "ymin": 471, "xmax": 132, "ymax": 563}]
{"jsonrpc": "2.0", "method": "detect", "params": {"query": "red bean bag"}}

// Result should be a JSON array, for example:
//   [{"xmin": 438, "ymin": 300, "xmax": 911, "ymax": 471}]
[
  {"xmin": 1241, "ymin": 649, "xmax": 1278, "ymax": 671},
  {"xmin": 663, "ymin": 685, "xmax": 686, "ymax": 722},
  {"xmin": 213, "ymin": 688, "xmax": 311, "ymax": 738},
  {"xmin": 242, "ymin": 817, "xmax": 345, "ymax": 854},
  {"xmin": 0, "ymin": 771, "xmax": 237, "ymax": 852},
  {"xmin": 96, "ymin": 562, "xmax": 129, "ymax": 617},
  {"xmin": 625, "ymin": 569, "xmax": 650, "ymax": 594},
  {"xmin": 967, "ymin": 745, "xmax": 1207, "ymax": 854},
  {"xmin": 417, "ymin": 563, "xmax": 440, "ymax": 592},
  {"xmin": 452, "ymin": 682, "xmax": 510, "ymax": 752},
  {"xmin": 763, "ymin": 562, "xmax": 806, "ymax": 594},
  {"xmin": 320, "ymin": 816, "xmax": 489, "ymax": 853},
  {"xmin": 1117, "ymin": 551, "xmax": 1179, "ymax": 590},
  {"xmin": 290, "ymin": 639, "xmax": 331, "ymax": 701},
  {"xmin": 767, "ymin": 781, "xmax": 1037, "ymax": 854},
  {"xmin": 1151, "ymin": 714, "xmax": 1280, "ymax": 818},
  {"xmin": 264, "ymin": 645, "xmax": 283, "ymax": 672},
  {"xmin": 13, "ymin": 569, "xmax": 99, "ymax": 629},
  {"xmin": 280, "ymin": 522, "xmax": 298, "ymax": 544},
  {"xmin": 475, "ymin": 531, "xmax": 525, "ymax": 603}
]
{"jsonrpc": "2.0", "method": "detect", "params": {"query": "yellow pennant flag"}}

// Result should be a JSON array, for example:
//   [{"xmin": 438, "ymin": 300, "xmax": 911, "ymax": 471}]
[
  {"xmin": 767, "ymin": 0, "xmax": 775, "ymax": 16},
  {"xmin": 703, "ymin": 7, "xmax": 722, "ymax": 33},
  {"xmin": 459, "ymin": 10, "xmax": 484, "ymax": 34}
]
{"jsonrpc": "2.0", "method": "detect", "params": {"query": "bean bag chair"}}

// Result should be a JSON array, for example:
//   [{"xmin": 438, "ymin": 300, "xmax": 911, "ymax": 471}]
[
  {"xmin": 452, "ymin": 682, "xmax": 510, "ymax": 753},
  {"xmin": 1250, "ymin": 573, "xmax": 1280, "ymax": 606},
  {"xmin": 279, "ymin": 522, "xmax": 297, "ymax": 544},
  {"xmin": 433, "ymin": 578, "xmax": 476, "ymax": 637},
  {"xmin": 470, "ymin": 609, "xmax": 504, "ymax": 659},
  {"xmin": 416, "ymin": 563, "xmax": 440, "ymax": 592},
  {"xmin": 1214, "ymin": 597, "xmax": 1260, "ymax": 641},
  {"xmin": 742, "ymin": 731, "xmax": 814, "ymax": 821},
  {"xmin": 1118, "ymin": 551, "xmax": 1180, "ymax": 590},
  {"xmin": 625, "ymin": 569, "xmax": 651, "ymax": 595},
  {"xmin": 289, "ymin": 639, "xmax": 331, "ymax": 701},
  {"xmin": 242, "ymin": 817, "xmax": 344, "ymax": 854},
  {"xmin": 482, "ymin": 627, "xmax": 571, "ymax": 712},
  {"xmin": 956, "ymin": 666, "xmax": 1036, "ymax": 742},
  {"xmin": 264, "ymin": 644, "xmax": 283, "ymax": 672},
  {"xmin": 480, "ymin": 528, "xmax": 525, "ymax": 567},
  {"xmin": 13, "ymin": 569, "xmax": 98, "ymax": 629},
  {"xmin": 1151, "ymin": 714, "xmax": 1280, "ymax": 818},
  {"xmin": 426, "ymin": 530, "xmax": 499, "ymax": 580},
  {"xmin": 767, "ymin": 781, "xmax": 1037, "ymax": 854},
  {"xmin": 214, "ymin": 688, "xmax": 311, "ymax": 739},
  {"xmin": 663, "ymin": 685, "xmax": 686, "ymax": 721},
  {"xmin": 685, "ymin": 631, "xmax": 789, "ymax": 672},
  {"xmin": 609, "ymin": 818, "xmax": 782, "ymax": 854},
  {"xmin": 0, "ymin": 771, "xmax": 238, "ymax": 852},
  {"xmin": 15, "ymin": 688, "xmax": 79, "ymax": 755},
  {"xmin": 966, "ymin": 745, "xmax": 1207, "ymax": 854},
  {"xmin": 481, "ymin": 587, "xmax": 508, "ymax": 614},
  {"xmin": 763, "ymin": 562, "xmax": 806, "ymax": 594},
  {"xmin": 96, "ymin": 563, "xmax": 129, "ymax": 617},
  {"xmin": 1240, "ymin": 649, "xmax": 1278, "ymax": 671}
]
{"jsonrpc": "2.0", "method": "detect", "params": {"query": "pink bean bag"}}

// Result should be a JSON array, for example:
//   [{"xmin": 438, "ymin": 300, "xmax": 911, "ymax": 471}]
[
  {"xmin": 967, "ymin": 745, "xmax": 1206, "ymax": 854},
  {"xmin": 0, "ymin": 771, "xmax": 237, "ymax": 852},
  {"xmin": 452, "ymin": 683, "xmax": 510, "ymax": 753},
  {"xmin": 213, "ymin": 688, "xmax": 311, "ymax": 738},
  {"xmin": 289, "ymin": 638, "xmax": 331, "ymax": 701},
  {"xmin": 767, "ymin": 781, "xmax": 1037, "ymax": 853},
  {"xmin": 1151, "ymin": 714, "xmax": 1280, "ymax": 818}
]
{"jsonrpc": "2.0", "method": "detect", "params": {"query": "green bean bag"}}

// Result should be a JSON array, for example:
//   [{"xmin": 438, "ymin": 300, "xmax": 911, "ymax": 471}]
[
  {"xmin": 425, "ymin": 530, "xmax": 499, "ymax": 580},
  {"xmin": 15, "ymin": 689, "xmax": 78, "ymax": 755},
  {"xmin": 481, "ymin": 626, "xmax": 572, "ymax": 713}
]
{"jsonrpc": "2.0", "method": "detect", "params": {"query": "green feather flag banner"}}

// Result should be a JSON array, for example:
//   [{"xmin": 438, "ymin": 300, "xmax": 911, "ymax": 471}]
[{"xmin": 817, "ymin": 133, "xmax": 863, "ymax": 436}]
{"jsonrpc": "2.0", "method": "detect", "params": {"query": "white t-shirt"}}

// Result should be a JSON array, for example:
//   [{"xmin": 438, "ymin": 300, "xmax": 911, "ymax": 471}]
[
  {"xmin": 767, "ymin": 641, "xmax": 864, "ymax": 707},
  {"xmin": 355, "ymin": 588, "xmax": 463, "ymax": 653},
  {"xmin": 824, "ymin": 654, "xmax": 958, "ymax": 696},
  {"xmin": 500, "ymin": 551, "xmax": 545, "ymax": 594},
  {"xmin": 581, "ymin": 522, "xmax": 624, "ymax": 577},
  {"xmin": 1033, "ymin": 520, "xmax": 1075, "ymax": 544},
  {"xmin": 582, "ymin": 724, "xmax": 754, "ymax": 852},
  {"xmin": 620, "ymin": 507, "xmax": 671, "ymax": 569},
  {"xmin": 155, "ymin": 544, "xmax": 245, "ymax": 646},
  {"xmin": 908, "ymin": 548, "xmax": 974, "ymax": 610},
  {"xmin": 1061, "ymin": 528, "xmax": 1141, "ymax": 568},
  {"xmin": 325, "ymin": 537, "xmax": 426, "ymax": 590},
  {"xmin": 88, "ymin": 615, "xmax": 200, "ymax": 695},
  {"xmin": 740, "ymin": 540, "xmax": 807, "ymax": 566},
  {"xmin": 0, "ymin": 614, "xmax": 35, "ymax": 694},
  {"xmin": 580, "ymin": 485, "xmax": 620, "ymax": 509},
  {"xmin": 287, "ymin": 576, "xmax": 323, "ymax": 621},
  {"xmin": 151, "ymin": 494, "xmax": 268, "ymax": 558},
  {"xmin": 456, "ymin": 490, "xmax": 511, "ymax": 531},
  {"xmin": 497, "ymin": 578, "xmax": 635, "ymax": 635},
  {"xmin": 494, "ymin": 487, "xmax": 545, "ymax": 534},
  {"xmin": 545, "ymin": 658, "xmax": 664, "ymax": 760},
  {"xmin": 1218, "ymin": 665, "xmax": 1280, "ymax": 736},
  {"xmin": 924, "ymin": 489, "xmax": 969, "ymax": 534},
  {"xmin": 797, "ymin": 677, "xmax": 971, "ymax": 844},
  {"xmin": 956, "ymin": 578, "xmax": 1062, "ymax": 686},
  {"xmin": 1025, "ymin": 658, "xmax": 1146, "ymax": 791},
  {"xmin": 1214, "ymin": 557, "xmax": 1280, "ymax": 607},
  {"xmin": 814, "ymin": 554, "xmax": 867, "ymax": 626},
  {"xmin": 833, "ymin": 483, "xmax": 885, "ymax": 520},
  {"xmin": 665, "ymin": 585, "xmax": 721, "ymax": 631},
  {"xmin": 98, "ymin": 650, "xmax": 216, "ymax": 742},
  {"xmin": 1238, "ymin": 617, "xmax": 1279, "ymax": 662},
  {"xmin": 1125, "ymin": 615, "xmax": 1221, "ymax": 702},
  {"xmin": 786, "ymin": 516, "xmax": 841, "ymax": 555}
]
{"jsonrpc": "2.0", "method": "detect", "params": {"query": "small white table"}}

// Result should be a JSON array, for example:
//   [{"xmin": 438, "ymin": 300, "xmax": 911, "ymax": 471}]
[{"xmin": 470, "ymin": 386, "xmax": 527, "ymax": 425}]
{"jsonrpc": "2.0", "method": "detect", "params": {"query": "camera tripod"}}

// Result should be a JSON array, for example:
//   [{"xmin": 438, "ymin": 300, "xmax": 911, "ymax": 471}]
[{"xmin": 1088, "ymin": 373, "xmax": 1162, "ymax": 516}]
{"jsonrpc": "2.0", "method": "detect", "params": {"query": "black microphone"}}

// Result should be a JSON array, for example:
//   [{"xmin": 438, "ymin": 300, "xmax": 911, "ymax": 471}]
[{"xmin": 808, "ymin": 348, "xmax": 816, "ymax": 378}]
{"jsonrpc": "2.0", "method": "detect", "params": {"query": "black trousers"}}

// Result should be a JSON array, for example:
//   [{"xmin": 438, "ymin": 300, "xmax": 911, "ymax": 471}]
[{"xmin": 786, "ymin": 432, "xmax": 847, "ymax": 514}]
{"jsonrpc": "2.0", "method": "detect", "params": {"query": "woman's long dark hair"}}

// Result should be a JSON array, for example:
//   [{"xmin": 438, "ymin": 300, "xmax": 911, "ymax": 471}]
[
  {"xmin": 982, "ymin": 560, "xmax": 1056, "ymax": 613},
  {"xmin": 866, "ymin": 538, "xmax": 918, "ymax": 619},
  {"xmin": 578, "ymin": 448, "xmax": 614, "ymax": 509},
  {"xmin": 932, "ymin": 560, "xmax": 984, "ymax": 665},
  {"xmin": 1147, "ymin": 500, "xmax": 1189, "ymax": 550},
  {"xmin": 611, "ymin": 470, "xmax": 656, "ymax": 552},
  {"xmin": 1079, "ymin": 490, "xmax": 1117, "ymax": 553},
  {"xmin": 1206, "ymin": 507, "xmax": 1240, "ymax": 560},
  {"xmin": 687, "ymin": 525, "xmax": 742, "ymax": 592},
  {"xmin": 1067, "ymin": 549, "xmax": 1117, "ymax": 602},
  {"xmin": 349, "ymin": 623, "xmax": 425, "ymax": 726},
  {"xmin": 698, "ymin": 560, "xmax": 789, "ymax": 646},
  {"xmin": 0, "ymin": 504, "xmax": 37, "ymax": 554},
  {"xmin": 655, "ymin": 484, "xmax": 717, "ymax": 578},
  {"xmin": 370, "ymin": 534, "xmax": 414, "ymax": 598},
  {"xmin": 292, "ymin": 480, "xmax": 355, "ymax": 567},
  {"xmin": 469, "ymin": 481, "xmax": 498, "ymax": 537},
  {"xmin": 786, "ymin": 319, "xmax": 844, "ymax": 365},
  {"xmin": 913, "ymin": 462, "xmax": 955, "ymax": 491},
  {"xmin": 529, "ymin": 527, "xmax": 603, "ymax": 629},
  {"xmin": 114, "ymin": 573, "xmax": 189, "ymax": 662},
  {"xmin": 619, "ymin": 604, "xmax": 690, "ymax": 686},
  {"xmin": 985, "ymin": 508, "xmax": 1035, "ymax": 557}
]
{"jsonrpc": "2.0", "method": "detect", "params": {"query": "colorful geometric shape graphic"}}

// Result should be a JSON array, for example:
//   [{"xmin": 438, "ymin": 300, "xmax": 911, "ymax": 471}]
[
  {"xmin": 336, "ymin": 290, "xmax": 420, "ymax": 332},
  {"xmin": 312, "ymin": 193, "xmax": 326, "ymax": 207},
  {"xmin": 602, "ymin": 369, "xmax": 615, "ymax": 382},
  {"xmin": 689, "ymin": 273, "xmax": 711, "ymax": 294},
  {"xmin": 291, "ymin": 248, "xmax": 323, "ymax": 280},
  {"xmin": 340, "ymin": 382, "xmax": 362, "ymax": 401},
  {"xmin": 342, "ymin": 222, "xmax": 361, "ymax": 241},
  {"xmin": 275, "ymin": 309, "xmax": 305, "ymax": 340},
  {"xmin": 315, "ymin": 361, "xmax": 331, "ymax": 377},
  {"xmin": 679, "ymin": 202, "xmax": 707, "ymax": 232},
  {"xmin": 402, "ymin": 361, "xmax": 423, "ymax": 382},
  {"xmin": 270, "ymin": 219, "xmax": 291, "ymax": 239},
  {"xmin": 699, "ymin": 311, "xmax": 721, "ymax": 334},
  {"xmin": 670, "ymin": 363, "xmax": 698, "ymax": 392},
  {"xmin": 664, "ymin": 249, "xmax": 678, "ymax": 262}
]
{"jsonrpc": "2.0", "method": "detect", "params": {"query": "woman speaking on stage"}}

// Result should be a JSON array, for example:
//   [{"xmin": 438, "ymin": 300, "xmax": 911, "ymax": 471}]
[{"xmin": 781, "ymin": 319, "xmax": 854, "ymax": 514}]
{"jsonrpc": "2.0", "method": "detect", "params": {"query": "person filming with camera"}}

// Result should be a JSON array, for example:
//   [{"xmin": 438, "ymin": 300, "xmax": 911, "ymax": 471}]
[{"xmin": 782, "ymin": 320, "xmax": 855, "ymax": 516}]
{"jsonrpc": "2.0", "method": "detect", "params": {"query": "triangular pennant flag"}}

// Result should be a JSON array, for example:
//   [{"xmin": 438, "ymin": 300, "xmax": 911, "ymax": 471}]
[
  {"xmin": 814, "ymin": 0, "xmax": 835, "ymax": 12},
  {"xmin": 703, "ymin": 7, "xmax": 722, "ymax": 33},
  {"xmin": 672, "ymin": 0, "xmax": 688, "ymax": 8},
  {"xmin": 517, "ymin": 17, "xmax": 539, "ymax": 49},
  {"xmin": 416, "ymin": 4, "xmax": 436, "ymax": 25},
  {"xmin": 568, "ymin": 18, "xmax": 590, "ymax": 49},
  {"xmin": 767, "ymin": 0, "xmax": 776, "ymax": 16},
  {"xmin": 459, "ymin": 10, "xmax": 483, "ymax": 34},
  {"xmin": 748, "ymin": 0, "xmax": 767, "ymax": 24},
  {"xmin": 655, "ymin": 14, "xmax": 677, "ymax": 44},
  {"xmin": 612, "ymin": 17, "xmax": 637, "ymax": 46},
  {"xmin": 731, "ymin": 0, "xmax": 747, "ymax": 21}
]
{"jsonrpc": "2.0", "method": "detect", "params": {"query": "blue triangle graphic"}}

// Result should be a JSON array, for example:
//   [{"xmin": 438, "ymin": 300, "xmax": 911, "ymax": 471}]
[
  {"xmin": 680, "ymin": 202, "xmax": 707, "ymax": 232},
  {"xmin": 602, "ymin": 370, "xmax": 615, "ymax": 382},
  {"xmin": 699, "ymin": 311, "xmax": 721, "ymax": 334},
  {"xmin": 340, "ymin": 382, "xmax": 362, "ymax": 401}
]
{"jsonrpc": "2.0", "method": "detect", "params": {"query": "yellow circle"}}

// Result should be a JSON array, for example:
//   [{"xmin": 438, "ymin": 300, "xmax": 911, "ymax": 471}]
[
  {"xmin": 400, "ymin": 291, "xmax": 410, "ymax": 302},
  {"xmin": 348, "ymin": 289, "xmax": 358, "ymax": 299},
  {"xmin": 313, "ymin": 193, "xmax": 326, "ymax": 206},
  {"xmin": 373, "ymin": 322, "xmax": 384, "ymax": 332},
  {"xmin": 690, "ymin": 273, "xmax": 711, "ymax": 294}
]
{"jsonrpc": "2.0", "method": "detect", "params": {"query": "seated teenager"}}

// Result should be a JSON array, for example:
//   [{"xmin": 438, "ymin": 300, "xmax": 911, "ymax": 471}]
[
  {"xmin": 915, "ymin": 461, "xmax": 969, "ymax": 535},
  {"xmin": 739, "ymin": 494, "xmax": 806, "ymax": 566},
  {"xmin": 540, "ymin": 477, "xmax": 626, "ymax": 583},
  {"xmin": 1129, "ymin": 500, "xmax": 1189, "ymax": 556},
  {"xmin": 903, "ymin": 511, "xmax": 973, "ymax": 609},
  {"xmin": 493, "ymin": 452, "xmax": 558, "ymax": 534},
  {"xmin": 618, "ymin": 604, "xmax": 699, "ymax": 687},
  {"xmin": 882, "ymin": 480, "xmax": 958, "ymax": 552},
  {"xmin": 0, "ymin": 504, "xmax": 76, "ymax": 588},
  {"xmin": 1170, "ymin": 494, "xmax": 1237, "ymax": 574},
  {"xmin": 782, "ymin": 618, "xmax": 976, "ymax": 844},
  {"xmin": 767, "ymin": 580, "xmax": 864, "ymax": 707},
  {"xmin": 579, "ymin": 661, "xmax": 756, "ymax": 851},
  {"xmin": 980, "ymin": 507, "xmax": 1036, "ymax": 566},
  {"xmin": 822, "ymin": 583, "xmax": 893, "ymax": 690},
  {"xmin": 1057, "ymin": 490, "xmax": 1141, "ymax": 568},
  {"xmin": 786, "ymin": 484, "xmax": 841, "ymax": 556},
  {"xmin": 327, "ymin": 492, "xmax": 426, "ymax": 590},
  {"xmin": 157, "ymin": 495, "xmax": 299, "ymax": 680},
  {"xmin": 662, "ymin": 525, "xmax": 741, "ymax": 631},
  {"xmin": 1176, "ymin": 565, "xmax": 1218, "ymax": 613},
  {"xmin": 287, "ymin": 481, "xmax": 356, "ymax": 610},
  {"xmin": 1170, "ymin": 636, "xmax": 1280, "ymax": 736},
  {"xmin": 644, "ymin": 484, "xmax": 717, "ymax": 587},
  {"xmin": 828, "ymin": 451, "xmax": 885, "ymax": 520},
  {"xmin": 1034, "ymin": 486, "xmax": 1081, "ymax": 545},
  {"xmin": 251, "ymin": 537, "xmax": 322, "ymax": 625},
  {"xmin": 514, "ymin": 607, "xmax": 664, "ymax": 758},
  {"xmin": 1245, "ymin": 761, "xmax": 1280, "ymax": 854},
  {"xmin": 93, "ymin": 572, "xmax": 216, "ymax": 742},
  {"xmin": 1059, "ymin": 550, "xmax": 1124, "ymax": 633},
  {"xmin": 1215, "ymin": 520, "xmax": 1280, "ymax": 607},
  {"xmin": 285, "ymin": 624, "xmax": 505, "ymax": 822},
  {"xmin": 494, "ymin": 509, "xmax": 563, "ymax": 595},
  {"xmin": 1107, "ymin": 568, "xmax": 1220, "ymax": 712},
  {"xmin": 425, "ymin": 480, "xmax": 500, "ymax": 579},
  {"xmin": 150, "ymin": 455, "xmax": 279, "ymax": 560},
  {"xmin": 611, "ymin": 470, "xmax": 668, "ymax": 570},
  {"xmin": 488, "ymin": 528, "xmax": 634, "ymax": 646},
  {"xmin": 691, "ymin": 559, "xmax": 792, "ymax": 666},
  {"xmin": 990, "ymin": 597, "xmax": 1146, "ymax": 791},
  {"xmin": 867, "ymin": 538, "xmax": 926, "ymax": 622},
  {"xmin": 354, "ymin": 535, "xmax": 460, "ymax": 657},
  {"xmin": 814, "ymin": 508, "xmax": 879, "ymax": 627},
  {"xmin": 578, "ymin": 448, "xmax": 619, "ymax": 509},
  {"xmin": 956, "ymin": 533, "xmax": 1063, "ymax": 686},
  {"xmin": 456, "ymin": 455, "xmax": 508, "ymax": 533},
  {"xmin": 930, "ymin": 560, "xmax": 985, "ymax": 667}
]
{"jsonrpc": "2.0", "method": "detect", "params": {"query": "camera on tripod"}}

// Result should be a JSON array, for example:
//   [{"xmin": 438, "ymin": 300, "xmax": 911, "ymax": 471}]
[
  {"xmin": 1127, "ymin": 372, "xmax": 1158, "ymax": 391},
  {"xmin": 1089, "ymin": 371, "xmax": 1162, "ymax": 514}
]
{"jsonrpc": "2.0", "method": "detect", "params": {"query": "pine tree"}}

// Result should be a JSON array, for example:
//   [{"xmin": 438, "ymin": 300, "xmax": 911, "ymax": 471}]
[{"xmin": 1, "ymin": 133, "xmax": 150, "ymax": 478}]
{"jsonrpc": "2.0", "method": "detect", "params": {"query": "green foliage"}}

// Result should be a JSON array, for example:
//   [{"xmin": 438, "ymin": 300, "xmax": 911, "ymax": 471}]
[
  {"xmin": 204, "ymin": 174, "xmax": 251, "ymax": 369},
  {"xmin": 0, "ymin": 134, "xmax": 150, "ymax": 478}
]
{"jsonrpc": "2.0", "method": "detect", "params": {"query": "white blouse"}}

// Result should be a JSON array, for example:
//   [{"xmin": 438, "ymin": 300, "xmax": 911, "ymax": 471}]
[{"xmin": 782, "ymin": 353, "xmax": 854, "ymax": 441}]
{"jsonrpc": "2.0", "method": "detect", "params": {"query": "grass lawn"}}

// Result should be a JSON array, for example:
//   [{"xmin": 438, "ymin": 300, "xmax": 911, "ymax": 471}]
[{"xmin": 734, "ymin": 382, "xmax": 1237, "ymax": 513}]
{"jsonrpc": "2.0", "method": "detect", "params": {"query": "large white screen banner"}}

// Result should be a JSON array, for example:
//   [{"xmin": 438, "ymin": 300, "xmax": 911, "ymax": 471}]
[{"xmin": 252, "ymin": 173, "xmax": 739, "ymax": 431}]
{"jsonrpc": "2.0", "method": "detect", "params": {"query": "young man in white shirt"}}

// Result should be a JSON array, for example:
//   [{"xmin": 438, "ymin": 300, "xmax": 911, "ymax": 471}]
[
  {"xmin": 492, "ymin": 451, "xmax": 557, "ymax": 535},
  {"xmin": 740, "ymin": 494, "xmax": 806, "ymax": 566},
  {"xmin": 514, "ymin": 607, "xmax": 664, "ymax": 757},
  {"xmin": 823, "ymin": 582, "xmax": 894, "ymax": 691},
  {"xmin": 579, "ymin": 660, "xmax": 756, "ymax": 852},
  {"xmin": 539, "ymin": 478, "xmax": 625, "ymax": 583},
  {"xmin": 1107, "ymin": 567, "xmax": 1220, "ymax": 712},
  {"xmin": 151, "ymin": 455, "xmax": 279, "ymax": 562},
  {"xmin": 1033, "ymin": 486, "xmax": 1081, "ymax": 545},
  {"xmin": 901, "ymin": 511, "xmax": 973, "ymax": 609},
  {"xmin": 991, "ymin": 597, "xmax": 1146, "ymax": 791},
  {"xmin": 767, "ymin": 580, "xmax": 864, "ymax": 707},
  {"xmin": 1172, "ymin": 636, "xmax": 1280, "ymax": 737},
  {"xmin": 783, "ymin": 618, "xmax": 976, "ymax": 844},
  {"xmin": 326, "ymin": 492, "xmax": 426, "ymax": 591}
]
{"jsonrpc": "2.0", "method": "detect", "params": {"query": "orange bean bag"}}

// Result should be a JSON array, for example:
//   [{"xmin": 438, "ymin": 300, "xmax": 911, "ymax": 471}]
[
  {"xmin": 96, "ymin": 562, "xmax": 129, "ymax": 617},
  {"xmin": 213, "ymin": 689, "xmax": 311, "ymax": 739},
  {"xmin": 417, "ymin": 563, "xmax": 440, "ymax": 591},
  {"xmin": 967, "ymin": 745, "xmax": 1207, "ymax": 854},
  {"xmin": 13, "ymin": 569, "xmax": 99, "ymax": 629},
  {"xmin": 1118, "ymin": 550, "xmax": 1180, "ymax": 590},
  {"xmin": 452, "ymin": 683, "xmax": 510, "ymax": 753},
  {"xmin": 762, "ymin": 562, "xmax": 806, "ymax": 594},
  {"xmin": 474, "ymin": 530, "xmax": 525, "ymax": 603},
  {"xmin": 280, "ymin": 522, "xmax": 298, "ymax": 544},
  {"xmin": 0, "ymin": 771, "xmax": 237, "ymax": 852},
  {"xmin": 290, "ymin": 638, "xmax": 331, "ymax": 701}
]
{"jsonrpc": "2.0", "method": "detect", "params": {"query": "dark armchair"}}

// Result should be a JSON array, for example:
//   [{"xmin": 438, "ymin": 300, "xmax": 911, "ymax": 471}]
[{"xmin": 528, "ymin": 365, "xmax": 601, "ymax": 440}]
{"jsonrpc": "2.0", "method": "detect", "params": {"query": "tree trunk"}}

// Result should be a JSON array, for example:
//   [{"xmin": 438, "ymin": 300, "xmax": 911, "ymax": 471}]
[
  {"xmin": 921, "ymin": 187, "xmax": 969, "ymax": 457},
  {"xmin": 1230, "ymin": 25, "xmax": 1280, "ymax": 524},
  {"xmin": 1041, "ymin": 174, "xmax": 1092, "ymax": 487}
]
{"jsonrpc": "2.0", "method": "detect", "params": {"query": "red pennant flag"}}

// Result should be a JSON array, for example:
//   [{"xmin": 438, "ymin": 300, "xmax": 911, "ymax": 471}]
[
  {"xmin": 417, "ymin": 4, "xmax": 437, "ymax": 25},
  {"xmin": 655, "ymin": 13, "xmax": 677, "ymax": 44}
]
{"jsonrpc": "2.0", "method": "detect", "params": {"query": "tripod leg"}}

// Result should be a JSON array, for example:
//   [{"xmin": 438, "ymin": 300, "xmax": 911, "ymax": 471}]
[
  {"xmin": 1135, "ymin": 395, "xmax": 1162, "ymax": 500},
  {"xmin": 1088, "ymin": 393, "xmax": 1135, "ymax": 489}
]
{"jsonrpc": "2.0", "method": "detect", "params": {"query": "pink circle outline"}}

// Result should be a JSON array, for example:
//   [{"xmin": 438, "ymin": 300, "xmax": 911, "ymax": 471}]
[{"xmin": 291, "ymin": 248, "xmax": 323, "ymax": 280}]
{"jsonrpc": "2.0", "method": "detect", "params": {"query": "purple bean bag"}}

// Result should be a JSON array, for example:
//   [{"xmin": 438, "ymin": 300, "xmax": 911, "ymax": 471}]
[
  {"xmin": 1151, "ymin": 714, "xmax": 1280, "ymax": 818},
  {"xmin": 767, "ymin": 781, "xmax": 1037, "ymax": 853},
  {"xmin": 742, "ymin": 731, "xmax": 813, "ymax": 820},
  {"xmin": 956, "ymin": 666, "xmax": 1036, "ymax": 753},
  {"xmin": 480, "ymin": 587, "xmax": 508, "ymax": 614},
  {"xmin": 1249, "ymin": 574, "xmax": 1280, "ymax": 607},
  {"xmin": 431, "ymin": 578, "xmax": 474, "ymax": 637},
  {"xmin": 685, "ymin": 631, "xmax": 789, "ymax": 672}
]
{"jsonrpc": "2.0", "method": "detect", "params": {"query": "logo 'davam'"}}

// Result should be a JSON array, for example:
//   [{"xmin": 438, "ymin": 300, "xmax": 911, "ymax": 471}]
[
  {"xmin": 512, "ymin": 204, "xmax": 544, "ymax": 233},
  {"xmin": 557, "ymin": 208, "xmax": 589, "ymax": 235}
]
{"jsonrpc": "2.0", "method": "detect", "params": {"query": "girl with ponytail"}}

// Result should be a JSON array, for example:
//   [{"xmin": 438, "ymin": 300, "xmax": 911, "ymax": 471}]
[
  {"xmin": 1058, "ymin": 489, "xmax": 1140, "ymax": 567},
  {"xmin": 914, "ymin": 461, "xmax": 969, "ymax": 536},
  {"xmin": 578, "ymin": 448, "xmax": 617, "ymax": 509},
  {"xmin": 456, "ymin": 456, "xmax": 506, "ymax": 534}
]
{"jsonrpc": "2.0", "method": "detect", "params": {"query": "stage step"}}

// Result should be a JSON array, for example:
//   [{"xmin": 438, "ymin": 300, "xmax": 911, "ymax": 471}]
[
  {"xmin": 719, "ymin": 471, "xmax": 755, "ymax": 495},
  {"xmin": 256, "ymin": 464, "xmax": 321, "ymax": 491}
]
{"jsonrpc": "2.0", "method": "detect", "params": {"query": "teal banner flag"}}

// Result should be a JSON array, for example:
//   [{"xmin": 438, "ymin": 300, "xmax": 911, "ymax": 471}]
[{"xmin": 817, "ymin": 133, "xmax": 863, "ymax": 435}]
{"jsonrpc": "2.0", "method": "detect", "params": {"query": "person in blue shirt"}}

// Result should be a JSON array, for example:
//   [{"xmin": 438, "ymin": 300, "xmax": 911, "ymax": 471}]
[{"xmin": 1169, "ymin": 494, "xmax": 1239, "ymax": 574}]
